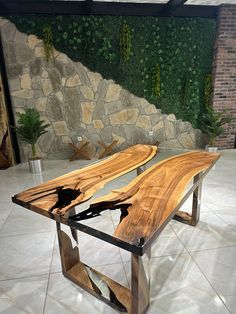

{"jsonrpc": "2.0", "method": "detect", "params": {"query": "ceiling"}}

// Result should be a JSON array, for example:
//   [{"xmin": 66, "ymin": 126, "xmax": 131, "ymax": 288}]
[
  {"xmin": 0, "ymin": 0, "xmax": 235, "ymax": 16},
  {"xmin": 86, "ymin": 0, "xmax": 236, "ymax": 4},
  {"xmin": 186, "ymin": 0, "xmax": 236, "ymax": 4}
]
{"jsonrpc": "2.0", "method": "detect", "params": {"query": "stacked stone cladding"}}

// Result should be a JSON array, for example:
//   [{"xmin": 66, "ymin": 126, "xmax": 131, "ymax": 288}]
[
  {"xmin": 0, "ymin": 18, "xmax": 203, "ymax": 161},
  {"xmin": 212, "ymin": 4, "xmax": 236, "ymax": 148}
]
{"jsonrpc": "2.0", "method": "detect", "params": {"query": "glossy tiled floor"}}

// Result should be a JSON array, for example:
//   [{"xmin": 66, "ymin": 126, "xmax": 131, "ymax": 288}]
[{"xmin": 0, "ymin": 149, "xmax": 235, "ymax": 314}]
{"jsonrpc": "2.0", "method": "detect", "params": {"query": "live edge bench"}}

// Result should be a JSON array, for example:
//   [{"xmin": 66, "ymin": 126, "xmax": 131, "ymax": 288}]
[{"xmin": 12, "ymin": 144, "xmax": 220, "ymax": 314}]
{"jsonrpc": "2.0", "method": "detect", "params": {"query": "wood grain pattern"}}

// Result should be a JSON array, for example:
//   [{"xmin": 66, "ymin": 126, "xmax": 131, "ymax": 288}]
[
  {"xmin": 0, "ymin": 76, "xmax": 14, "ymax": 166},
  {"xmin": 85, "ymin": 151, "xmax": 220, "ymax": 247},
  {"xmin": 57, "ymin": 227, "xmax": 131, "ymax": 313},
  {"xmin": 131, "ymin": 251, "xmax": 150, "ymax": 314},
  {"xmin": 97, "ymin": 140, "xmax": 118, "ymax": 159},
  {"xmin": 0, "ymin": 150, "xmax": 10, "ymax": 169},
  {"xmin": 69, "ymin": 141, "xmax": 91, "ymax": 161},
  {"xmin": 174, "ymin": 172, "xmax": 203, "ymax": 226},
  {"xmin": 13, "ymin": 144, "xmax": 157, "ymax": 216}
]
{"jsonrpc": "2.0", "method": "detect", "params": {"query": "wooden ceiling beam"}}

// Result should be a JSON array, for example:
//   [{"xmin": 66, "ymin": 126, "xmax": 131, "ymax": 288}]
[
  {"xmin": 0, "ymin": 0, "xmax": 218, "ymax": 18},
  {"xmin": 164, "ymin": 0, "xmax": 189, "ymax": 15}
]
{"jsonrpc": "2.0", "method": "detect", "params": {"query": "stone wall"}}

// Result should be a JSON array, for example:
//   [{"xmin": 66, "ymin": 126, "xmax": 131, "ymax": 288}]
[
  {"xmin": 0, "ymin": 18, "xmax": 203, "ymax": 161},
  {"xmin": 212, "ymin": 5, "xmax": 236, "ymax": 149}
]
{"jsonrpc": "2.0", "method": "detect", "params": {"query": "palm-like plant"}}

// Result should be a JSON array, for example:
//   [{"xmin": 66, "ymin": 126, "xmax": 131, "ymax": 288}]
[
  {"xmin": 202, "ymin": 106, "xmax": 231, "ymax": 147},
  {"xmin": 14, "ymin": 108, "xmax": 50, "ymax": 158}
]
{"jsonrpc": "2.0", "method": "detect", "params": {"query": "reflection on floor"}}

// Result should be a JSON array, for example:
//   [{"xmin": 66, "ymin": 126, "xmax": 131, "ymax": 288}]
[{"xmin": 0, "ymin": 149, "xmax": 235, "ymax": 314}]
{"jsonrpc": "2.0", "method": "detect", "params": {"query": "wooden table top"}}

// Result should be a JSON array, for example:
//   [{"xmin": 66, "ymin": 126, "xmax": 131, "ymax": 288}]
[
  {"xmin": 12, "ymin": 148, "xmax": 220, "ymax": 255},
  {"xmin": 12, "ymin": 144, "xmax": 157, "ymax": 217},
  {"xmin": 82, "ymin": 150, "xmax": 220, "ymax": 252}
]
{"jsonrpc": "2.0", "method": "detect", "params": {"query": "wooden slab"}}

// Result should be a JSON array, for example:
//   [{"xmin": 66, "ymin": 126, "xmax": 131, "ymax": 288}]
[
  {"xmin": 69, "ymin": 141, "xmax": 91, "ymax": 161},
  {"xmin": 75, "ymin": 151, "xmax": 220, "ymax": 248},
  {"xmin": 58, "ymin": 228, "xmax": 131, "ymax": 313},
  {"xmin": 12, "ymin": 144, "xmax": 157, "ymax": 216},
  {"xmin": 97, "ymin": 140, "xmax": 118, "ymax": 159}
]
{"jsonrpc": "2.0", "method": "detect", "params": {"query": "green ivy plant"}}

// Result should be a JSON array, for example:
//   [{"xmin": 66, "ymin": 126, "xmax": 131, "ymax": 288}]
[
  {"xmin": 181, "ymin": 74, "xmax": 190, "ymax": 110},
  {"xmin": 7, "ymin": 15, "xmax": 216, "ymax": 129},
  {"xmin": 98, "ymin": 37, "xmax": 116, "ymax": 62},
  {"xmin": 42, "ymin": 24, "xmax": 54, "ymax": 62},
  {"xmin": 119, "ymin": 22, "xmax": 132, "ymax": 61},
  {"xmin": 152, "ymin": 64, "xmax": 161, "ymax": 97},
  {"xmin": 204, "ymin": 74, "xmax": 213, "ymax": 107}
]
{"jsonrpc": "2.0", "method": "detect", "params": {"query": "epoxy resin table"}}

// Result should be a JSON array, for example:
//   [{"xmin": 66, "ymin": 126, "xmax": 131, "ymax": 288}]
[{"xmin": 12, "ymin": 146, "xmax": 220, "ymax": 314}]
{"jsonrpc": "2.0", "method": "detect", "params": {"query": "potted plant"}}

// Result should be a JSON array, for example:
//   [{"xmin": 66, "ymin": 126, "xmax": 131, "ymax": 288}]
[
  {"xmin": 14, "ymin": 108, "xmax": 49, "ymax": 173},
  {"xmin": 0, "ymin": 130, "xmax": 10, "ymax": 169},
  {"xmin": 202, "ymin": 105, "xmax": 231, "ymax": 152}
]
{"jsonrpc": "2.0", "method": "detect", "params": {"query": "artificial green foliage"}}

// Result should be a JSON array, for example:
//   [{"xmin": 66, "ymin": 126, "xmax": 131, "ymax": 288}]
[
  {"xmin": 7, "ymin": 15, "xmax": 216, "ymax": 128},
  {"xmin": 152, "ymin": 64, "xmax": 161, "ymax": 97},
  {"xmin": 202, "ymin": 106, "xmax": 231, "ymax": 146},
  {"xmin": 42, "ymin": 24, "xmax": 54, "ymax": 62},
  {"xmin": 120, "ymin": 22, "xmax": 132, "ymax": 61},
  {"xmin": 180, "ymin": 74, "xmax": 190, "ymax": 121},
  {"xmin": 14, "ymin": 108, "xmax": 50, "ymax": 158},
  {"xmin": 204, "ymin": 74, "xmax": 213, "ymax": 107}
]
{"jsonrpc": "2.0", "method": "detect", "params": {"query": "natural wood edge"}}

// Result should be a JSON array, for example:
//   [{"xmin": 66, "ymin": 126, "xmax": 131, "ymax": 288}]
[
  {"xmin": 0, "ymin": 150, "xmax": 10, "ymax": 169},
  {"xmin": 88, "ymin": 150, "xmax": 220, "ymax": 247},
  {"xmin": 97, "ymin": 140, "xmax": 118, "ymax": 159},
  {"xmin": 173, "ymin": 211, "xmax": 193, "ymax": 225},
  {"xmin": 58, "ymin": 228, "xmax": 131, "ymax": 313},
  {"xmin": 64, "ymin": 265, "xmax": 131, "ymax": 313},
  {"xmin": 13, "ymin": 144, "xmax": 157, "ymax": 217},
  {"xmin": 91, "ymin": 150, "xmax": 219, "ymax": 206}
]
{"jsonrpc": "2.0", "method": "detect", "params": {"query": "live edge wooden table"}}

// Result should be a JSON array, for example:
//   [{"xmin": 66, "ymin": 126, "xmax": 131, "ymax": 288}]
[{"xmin": 12, "ymin": 145, "xmax": 220, "ymax": 314}]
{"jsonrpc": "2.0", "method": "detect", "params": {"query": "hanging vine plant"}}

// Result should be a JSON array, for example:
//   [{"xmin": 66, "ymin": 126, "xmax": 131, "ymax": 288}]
[
  {"xmin": 119, "ymin": 22, "xmax": 132, "ymax": 62},
  {"xmin": 204, "ymin": 74, "xmax": 213, "ymax": 108},
  {"xmin": 180, "ymin": 73, "xmax": 191, "ymax": 119},
  {"xmin": 42, "ymin": 24, "xmax": 54, "ymax": 62},
  {"xmin": 152, "ymin": 64, "xmax": 161, "ymax": 97}
]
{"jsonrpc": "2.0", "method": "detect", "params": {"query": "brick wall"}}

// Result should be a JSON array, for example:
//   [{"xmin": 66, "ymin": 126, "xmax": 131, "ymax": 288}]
[{"xmin": 212, "ymin": 4, "xmax": 236, "ymax": 149}]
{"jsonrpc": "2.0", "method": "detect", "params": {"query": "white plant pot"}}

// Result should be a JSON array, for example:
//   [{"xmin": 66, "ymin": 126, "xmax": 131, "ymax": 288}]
[
  {"xmin": 28, "ymin": 158, "xmax": 43, "ymax": 173},
  {"xmin": 207, "ymin": 146, "xmax": 218, "ymax": 153}
]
